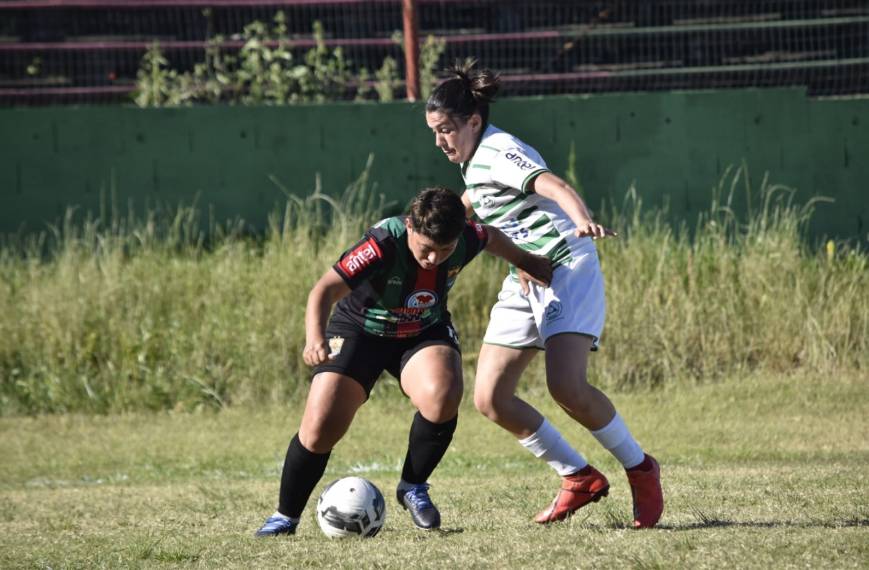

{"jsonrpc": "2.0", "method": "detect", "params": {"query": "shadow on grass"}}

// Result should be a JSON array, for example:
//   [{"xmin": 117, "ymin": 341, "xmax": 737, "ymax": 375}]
[{"xmin": 657, "ymin": 517, "xmax": 869, "ymax": 531}]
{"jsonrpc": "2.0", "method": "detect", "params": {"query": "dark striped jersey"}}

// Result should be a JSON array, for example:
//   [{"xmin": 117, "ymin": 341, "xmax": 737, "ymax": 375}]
[{"xmin": 331, "ymin": 216, "xmax": 489, "ymax": 338}]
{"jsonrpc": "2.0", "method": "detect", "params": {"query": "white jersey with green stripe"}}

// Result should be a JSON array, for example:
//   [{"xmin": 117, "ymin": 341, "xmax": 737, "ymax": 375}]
[{"xmin": 462, "ymin": 124, "xmax": 596, "ymax": 273}]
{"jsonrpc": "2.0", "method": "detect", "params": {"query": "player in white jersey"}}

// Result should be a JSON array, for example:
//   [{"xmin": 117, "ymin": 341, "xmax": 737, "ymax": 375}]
[{"xmin": 424, "ymin": 61, "xmax": 664, "ymax": 528}]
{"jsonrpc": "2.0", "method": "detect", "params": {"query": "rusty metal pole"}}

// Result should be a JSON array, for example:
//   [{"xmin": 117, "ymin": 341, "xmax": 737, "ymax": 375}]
[{"xmin": 402, "ymin": 0, "xmax": 420, "ymax": 101}]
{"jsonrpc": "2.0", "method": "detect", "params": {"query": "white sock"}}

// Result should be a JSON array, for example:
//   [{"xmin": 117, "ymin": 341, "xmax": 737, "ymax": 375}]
[
  {"xmin": 272, "ymin": 511, "xmax": 299, "ymax": 523},
  {"xmin": 519, "ymin": 418, "xmax": 588, "ymax": 476},
  {"xmin": 591, "ymin": 413, "xmax": 645, "ymax": 469}
]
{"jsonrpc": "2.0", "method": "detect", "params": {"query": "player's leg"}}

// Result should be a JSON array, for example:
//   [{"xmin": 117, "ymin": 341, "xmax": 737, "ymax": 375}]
[
  {"xmin": 544, "ymin": 333, "xmax": 662, "ymax": 528},
  {"xmin": 476, "ymin": 277, "xmax": 606, "ymax": 523},
  {"xmin": 540, "ymin": 247, "xmax": 663, "ymax": 528},
  {"xmin": 395, "ymin": 333, "xmax": 464, "ymax": 530},
  {"xmin": 255, "ymin": 372, "xmax": 367, "ymax": 537},
  {"xmin": 473, "ymin": 343, "xmax": 540, "ymax": 436}
]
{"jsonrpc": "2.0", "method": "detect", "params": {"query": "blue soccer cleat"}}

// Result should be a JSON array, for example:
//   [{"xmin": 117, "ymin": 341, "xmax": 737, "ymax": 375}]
[
  {"xmin": 254, "ymin": 514, "xmax": 298, "ymax": 537},
  {"xmin": 397, "ymin": 483, "xmax": 441, "ymax": 530}
]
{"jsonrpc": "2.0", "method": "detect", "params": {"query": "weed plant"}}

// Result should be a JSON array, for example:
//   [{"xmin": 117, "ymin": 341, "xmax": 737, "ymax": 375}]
[{"xmin": 0, "ymin": 166, "xmax": 865, "ymax": 414}]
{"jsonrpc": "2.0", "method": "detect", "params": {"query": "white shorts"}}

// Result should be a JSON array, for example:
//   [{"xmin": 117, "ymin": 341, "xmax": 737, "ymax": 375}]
[{"xmin": 482, "ymin": 250, "xmax": 605, "ymax": 349}]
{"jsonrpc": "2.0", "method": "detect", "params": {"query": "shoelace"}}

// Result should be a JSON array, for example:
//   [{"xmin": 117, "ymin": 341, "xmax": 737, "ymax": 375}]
[
  {"xmin": 404, "ymin": 485, "xmax": 433, "ymax": 510},
  {"xmin": 264, "ymin": 517, "xmax": 294, "ymax": 530}
]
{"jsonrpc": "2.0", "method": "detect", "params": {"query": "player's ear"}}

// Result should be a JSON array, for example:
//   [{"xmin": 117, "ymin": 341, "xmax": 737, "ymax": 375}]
[{"xmin": 469, "ymin": 113, "xmax": 482, "ymax": 132}]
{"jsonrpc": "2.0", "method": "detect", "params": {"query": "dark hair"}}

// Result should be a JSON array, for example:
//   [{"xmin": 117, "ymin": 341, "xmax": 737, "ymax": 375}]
[
  {"xmin": 425, "ymin": 59, "xmax": 501, "ymax": 126},
  {"xmin": 408, "ymin": 187, "xmax": 466, "ymax": 244}
]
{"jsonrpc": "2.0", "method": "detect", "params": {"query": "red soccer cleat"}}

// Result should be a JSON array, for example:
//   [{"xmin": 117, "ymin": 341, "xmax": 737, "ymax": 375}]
[
  {"xmin": 626, "ymin": 454, "xmax": 664, "ymax": 528},
  {"xmin": 534, "ymin": 465, "xmax": 610, "ymax": 524}
]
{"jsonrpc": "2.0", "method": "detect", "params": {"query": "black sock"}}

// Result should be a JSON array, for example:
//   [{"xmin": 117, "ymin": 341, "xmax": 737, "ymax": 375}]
[
  {"xmin": 277, "ymin": 433, "xmax": 331, "ymax": 518},
  {"xmin": 400, "ymin": 412, "xmax": 458, "ymax": 485}
]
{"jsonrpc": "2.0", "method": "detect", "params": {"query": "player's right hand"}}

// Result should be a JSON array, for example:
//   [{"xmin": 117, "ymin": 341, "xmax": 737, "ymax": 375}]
[
  {"xmin": 516, "ymin": 253, "xmax": 553, "ymax": 295},
  {"xmin": 303, "ymin": 338, "xmax": 331, "ymax": 367}
]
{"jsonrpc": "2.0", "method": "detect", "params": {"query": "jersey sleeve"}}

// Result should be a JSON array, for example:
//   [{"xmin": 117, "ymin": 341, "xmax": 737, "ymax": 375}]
[
  {"xmin": 333, "ymin": 229, "xmax": 392, "ymax": 288},
  {"xmin": 461, "ymin": 220, "xmax": 489, "ymax": 267},
  {"xmin": 490, "ymin": 147, "xmax": 549, "ymax": 193}
]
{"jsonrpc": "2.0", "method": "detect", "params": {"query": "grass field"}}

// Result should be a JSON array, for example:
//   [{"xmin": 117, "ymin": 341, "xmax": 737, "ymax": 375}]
[{"xmin": 2, "ymin": 370, "xmax": 866, "ymax": 569}]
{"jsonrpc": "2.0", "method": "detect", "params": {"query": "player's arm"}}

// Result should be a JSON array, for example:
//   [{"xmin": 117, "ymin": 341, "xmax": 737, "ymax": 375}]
[
  {"xmin": 461, "ymin": 190, "xmax": 475, "ymax": 218},
  {"xmin": 528, "ymin": 172, "xmax": 617, "ymax": 240},
  {"xmin": 483, "ymin": 225, "xmax": 553, "ymax": 293},
  {"xmin": 303, "ymin": 268, "xmax": 351, "ymax": 367}
]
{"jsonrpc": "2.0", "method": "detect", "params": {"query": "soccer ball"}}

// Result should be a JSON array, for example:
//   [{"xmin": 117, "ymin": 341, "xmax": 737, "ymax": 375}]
[{"xmin": 316, "ymin": 477, "xmax": 386, "ymax": 538}]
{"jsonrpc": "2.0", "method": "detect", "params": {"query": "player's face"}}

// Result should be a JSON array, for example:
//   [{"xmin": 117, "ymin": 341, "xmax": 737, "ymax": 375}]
[
  {"xmin": 425, "ymin": 110, "xmax": 482, "ymax": 164},
  {"xmin": 405, "ymin": 221, "xmax": 458, "ymax": 270}
]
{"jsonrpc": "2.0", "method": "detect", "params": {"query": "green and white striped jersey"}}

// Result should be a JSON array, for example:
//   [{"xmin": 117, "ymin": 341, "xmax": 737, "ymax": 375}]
[{"xmin": 461, "ymin": 124, "xmax": 595, "ymax": 274}]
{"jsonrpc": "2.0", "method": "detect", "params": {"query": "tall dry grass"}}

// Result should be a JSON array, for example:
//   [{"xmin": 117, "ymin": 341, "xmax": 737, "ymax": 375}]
[{"xmin": 0, "ymin": 165, "xmax": 865, "ymax": 414}]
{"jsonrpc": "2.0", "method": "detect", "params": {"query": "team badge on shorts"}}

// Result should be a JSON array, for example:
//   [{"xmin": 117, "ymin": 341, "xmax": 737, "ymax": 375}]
[
  {"xmin": 328, "ymin": 336, "xmax": 345, "ymax": 358},
  {"xmin": 544, "ymin": 301, "xmax": 564, "ymax": 323},
  {"xmin": 406, "ymin": 290, "xmax": 438, "ymax": 309}
]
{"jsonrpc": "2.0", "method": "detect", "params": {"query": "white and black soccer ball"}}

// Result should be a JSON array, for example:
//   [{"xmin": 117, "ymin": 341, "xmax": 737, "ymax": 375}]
[{"xmin": 316, "ymin": 477, "xmax": 386, "ymax": 538}]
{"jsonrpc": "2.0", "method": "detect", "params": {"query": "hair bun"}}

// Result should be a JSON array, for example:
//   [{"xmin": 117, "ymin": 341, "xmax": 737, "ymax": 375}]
[{"xmin": 447, "ymin": 58, "xmax": 501, "ymax": 104}]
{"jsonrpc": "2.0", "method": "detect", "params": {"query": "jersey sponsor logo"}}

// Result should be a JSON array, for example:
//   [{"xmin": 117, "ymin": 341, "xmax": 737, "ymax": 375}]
[
  {"xmin": 339, "ymin": 238, "xmax": 381, "ymax": 277},
  {"xmin": 502, "ymin": 218, "xmax": 530, "ymax": 240},
  {"xmin": 406, "ymin": 289, "xmax": 438, "ymax": 309},
  {"xmin": 388, "ymin": 276, "xmax": 403, "ymax": 287},
  {"xmin": 505, "ymin": 151, "xmax": 536, "ymax": 171},
  {"xmin": 387, "ymin": 307, "xmax": 428, "ymax": 321}
]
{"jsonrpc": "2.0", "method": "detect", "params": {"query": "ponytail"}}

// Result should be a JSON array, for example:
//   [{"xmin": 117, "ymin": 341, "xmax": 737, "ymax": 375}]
[{"xmin": 426, "ymin": 59, "xmax": 501, "ymax": 125}]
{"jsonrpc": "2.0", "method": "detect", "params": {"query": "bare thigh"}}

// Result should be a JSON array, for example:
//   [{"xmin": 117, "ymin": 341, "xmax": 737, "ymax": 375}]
[
  {"xmin": 400, "ymin": 344, "xmax": 463, "ymax": 423},
  {"xmin": 298, "ymin": 372, "xmax": 368, "ymax": 453}
]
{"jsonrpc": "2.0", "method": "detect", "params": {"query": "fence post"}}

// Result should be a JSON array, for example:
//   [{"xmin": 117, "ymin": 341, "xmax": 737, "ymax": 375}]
[{"xmin": 402, "ymin": 0, "xmax": 420, "ymax": 101}]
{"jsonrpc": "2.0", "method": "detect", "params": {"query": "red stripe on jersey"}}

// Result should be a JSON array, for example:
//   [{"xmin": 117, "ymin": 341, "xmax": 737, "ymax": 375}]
[
  {"xmin": 396, "ymin": 320, "xmax": 422, "ymax": 337},
  {"xmin": 414, "ymin": 264, "xmax": 438, "ymax": 293},
  {"xmin": 397, "ymin": 264, "xmax": 438, "ymax": 337},
  {"xmin": 337, "ymin": 237, "xmax": 383, "ymax": 278}
]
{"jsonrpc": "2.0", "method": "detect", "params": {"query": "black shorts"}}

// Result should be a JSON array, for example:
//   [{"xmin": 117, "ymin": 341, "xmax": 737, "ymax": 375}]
[{"xmin": 312, "ymin": 318, "xmax": 461, "ymax": 397}]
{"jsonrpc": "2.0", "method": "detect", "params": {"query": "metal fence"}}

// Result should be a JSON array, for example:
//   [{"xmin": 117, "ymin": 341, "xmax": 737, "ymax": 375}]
[{"xmin": 1, "ymin": 0, "xmax": 867, "ymax": 105}]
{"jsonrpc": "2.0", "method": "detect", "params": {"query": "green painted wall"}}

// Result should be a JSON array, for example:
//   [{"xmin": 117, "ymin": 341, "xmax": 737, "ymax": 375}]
[{"xmin": 1, "ymin": 88, "xmax": 866, "ymax": 242}]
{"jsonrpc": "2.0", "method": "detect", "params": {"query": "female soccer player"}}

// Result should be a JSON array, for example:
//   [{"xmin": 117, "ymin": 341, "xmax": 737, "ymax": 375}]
[
  {"xmin": 255, "ymin": 187, "xmax": 552, "ymax": 536},
  {"xmin": 423, "ymin": 61, "xmax": 664, "ymax": 528}
]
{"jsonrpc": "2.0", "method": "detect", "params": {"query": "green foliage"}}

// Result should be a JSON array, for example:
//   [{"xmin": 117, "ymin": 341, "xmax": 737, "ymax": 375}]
[
  {"xmin": 418, "ymin": 34, "xmax": 447, "ymax": 100},
  {"xmin": 131, "ymin": 13, "xmax": 450, "ymax": 106},
  {"xmin": 133, "ymin": 14, "xmax": 358, "ymax": 106},
  {"xmin": 0, "ymin": 167, "xmax": 866, "ymax": 414},
  {"xmin": 373, "ymin": 56, "xmax": 400, "ymax": 102}
]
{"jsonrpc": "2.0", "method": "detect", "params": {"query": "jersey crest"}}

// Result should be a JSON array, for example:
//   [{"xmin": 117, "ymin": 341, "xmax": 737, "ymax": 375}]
[{"xmin": 406, "ymin": 290, "xmax": 438, "ymax": 309}]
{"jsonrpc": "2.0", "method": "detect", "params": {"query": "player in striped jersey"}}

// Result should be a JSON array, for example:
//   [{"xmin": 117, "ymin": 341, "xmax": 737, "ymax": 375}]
[
  {"xmin": 424, "ymin": 61, "xmax": 664, "ymax": 529},
  {"xmin": 256, "ymin": 187, "xmax": 552, "ymax": 536}
]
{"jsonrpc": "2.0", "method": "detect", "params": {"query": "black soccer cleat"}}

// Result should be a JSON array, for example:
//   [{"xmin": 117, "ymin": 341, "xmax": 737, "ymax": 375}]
[{"xmin": 397, "ymin": 483, "xmax": 441, "ymax": 530}]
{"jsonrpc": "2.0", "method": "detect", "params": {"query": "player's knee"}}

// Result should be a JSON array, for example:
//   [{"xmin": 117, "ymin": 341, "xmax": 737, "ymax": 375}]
[
  {"xmin": 299, "ymin": 426, "xmax": 341, "ymax": 454},
  {"xmin": 418, "ymin": 383, "xmax": 462, "ymax": 423},
  {"xmin": 473, "ymin": 390, "xmax": 506, "ymax": 422},
  {"xmin": 547, "ymin": 378, "xmax": 593, "ymax": 411}
]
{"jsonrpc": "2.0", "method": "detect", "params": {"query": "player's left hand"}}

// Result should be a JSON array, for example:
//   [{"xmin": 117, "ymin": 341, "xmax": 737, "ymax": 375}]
[{"xmin": 575, "ymin": 221, "xmax": 617, "ymax": 240}]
